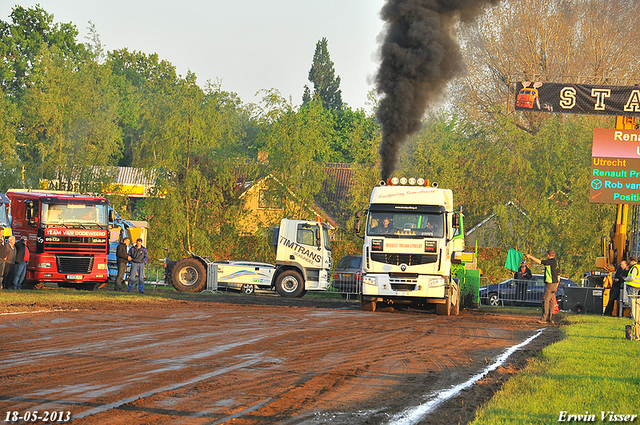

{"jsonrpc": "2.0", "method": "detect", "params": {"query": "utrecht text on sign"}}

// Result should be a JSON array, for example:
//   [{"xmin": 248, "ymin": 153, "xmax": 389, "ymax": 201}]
[{"xmin": 590, "ymin": 129, "xmax": 640, "ymax": 204}]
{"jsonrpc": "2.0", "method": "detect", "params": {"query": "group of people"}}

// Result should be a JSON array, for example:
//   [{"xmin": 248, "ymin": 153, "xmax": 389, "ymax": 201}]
[
  {"xmin": 0, "ymin": 235, "xmax": 30, "ymax": 290},
  {"xmin": 0, "ymin": 233, "xmax": 148, "ymax": 292},
  {"xmin": 604, "ymin": 256, "xmax": 640, "ymax": 319},
  {"xmin": 114, "ymin": 237, "xmax": 149, "ymax": 293},
  {"xmin": 521, "ymin": 249, "xmax": 639, "ymax": 324}
]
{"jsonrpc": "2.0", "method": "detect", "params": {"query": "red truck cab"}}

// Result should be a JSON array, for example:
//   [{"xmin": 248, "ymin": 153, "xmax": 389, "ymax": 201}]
[{"xmin": 7, "ymin": 190, "xmax": 112, "ymax": 290}]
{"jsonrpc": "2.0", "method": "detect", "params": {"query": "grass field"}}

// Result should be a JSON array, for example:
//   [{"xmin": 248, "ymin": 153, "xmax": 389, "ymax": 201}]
[{"xmin": 471, "ymin": 313, "xmax": 640, "ymax": 424}]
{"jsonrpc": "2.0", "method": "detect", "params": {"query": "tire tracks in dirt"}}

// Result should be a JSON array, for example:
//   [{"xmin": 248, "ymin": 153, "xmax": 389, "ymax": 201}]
[{"xmin": 0, "ymin": 300, "xmax": 553, "ymax": 424}]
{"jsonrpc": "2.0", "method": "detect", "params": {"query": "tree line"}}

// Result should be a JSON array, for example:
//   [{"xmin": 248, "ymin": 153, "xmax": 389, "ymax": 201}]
[{"xmin": 2, "ymin": 1, "xmax": 639, "ymax": 283}]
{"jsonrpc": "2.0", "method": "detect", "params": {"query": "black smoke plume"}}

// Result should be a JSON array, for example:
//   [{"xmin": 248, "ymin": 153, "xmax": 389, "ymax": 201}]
[{"xmin": 376, "ymin": 0, "xmax": 499, "ymax": 180}]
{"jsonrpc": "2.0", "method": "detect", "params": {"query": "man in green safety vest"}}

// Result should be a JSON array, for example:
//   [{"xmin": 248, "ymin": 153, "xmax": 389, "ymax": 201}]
[
  {"xmin": 624, "ymin": 257, "xmax": 640, "ymax": 320},
  {"xmin": 526, "ymin": 250, "xmax": 559, "ymax": 325}
]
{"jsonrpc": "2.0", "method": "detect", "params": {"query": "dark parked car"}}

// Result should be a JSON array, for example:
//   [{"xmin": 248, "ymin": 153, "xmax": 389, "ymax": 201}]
[
  {"xmin": 331, "ymin": 255, "xmax": 362, "ymax": 298},
  {"xmin": 479, "ymin": 274, "xmax": 576, "ymax": 308}
]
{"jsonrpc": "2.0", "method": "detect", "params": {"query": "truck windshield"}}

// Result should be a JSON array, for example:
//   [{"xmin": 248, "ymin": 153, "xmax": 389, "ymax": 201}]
[
  {"xmin": 367, "ymin": 212, "xmax": 444, "ymax": 238},
  {"xmin": 41, "ymin": 203, "xmax": 108, "ymax": 227}
]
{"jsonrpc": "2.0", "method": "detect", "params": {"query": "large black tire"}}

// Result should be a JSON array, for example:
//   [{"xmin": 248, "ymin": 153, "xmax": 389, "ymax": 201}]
[
  {"xmin": 451, "ymin": 279, "xmax": 461, "ymax": 316},
  {"xmin": 24, "ymin": 281, "xmax": 44, "ymax": 290},
  {"xmin": 171, "ymin": 258, "xmax": 207, "ymax": 292},
  {"xmin": 164, "ymin": 260, "xmax": 177, "ymax": 285},
  {"xmin": 361, "ymin": 296, "xmax": 377, "ymax": 312},
  {"xmin": 436, "ymin": 296, "xmax": 451, "ymax": 316},
  {"xmin": 275, "ymin": 270, "xmax": 306, "ymax": 298},
  {"xmin": 79, "ymin": 282, "xmax": 103, "ymax": 291},
  {"xmin": 241, "ymin": 284, "xmax": 255, "ymax": 295}
]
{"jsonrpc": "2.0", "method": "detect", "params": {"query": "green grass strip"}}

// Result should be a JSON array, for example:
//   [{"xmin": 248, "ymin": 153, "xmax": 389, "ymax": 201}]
[{"xmin": 472, "ymin": 314, "xmax": 640, "ymax": 424}]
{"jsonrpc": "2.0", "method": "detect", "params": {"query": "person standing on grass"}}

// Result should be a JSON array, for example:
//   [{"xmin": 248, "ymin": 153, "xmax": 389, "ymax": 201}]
[
  {"xmin": 127, "ymin": 238, "xmax": 148, "ymax": 293},
  {"xmin": 3, "ymin": 236, "xmax": 16, "ymax": 288},
  {"xmin": 526, "ymin": 250, "xmax": 560, "ymax": 325},
  {"xmin": 12, "ymin": 236, "xmax": 29, "ymax": 290},
  {"xmin": 514, "ymin": 260, "xmax": 532, "ymax": 303},
  {"xmin": 624, "ymin": 256, "xmax": 640, "ymax": 320},
  {"xmin": 0, "ymin": 237, "xmax": 7, "ymax": 290},
  {"xmin": 114, "ymin": 237, "xmax": 130, "ymax": 292},
  {"xmin": 604, "ymin": 260, "xmax": 628, "ymax": 316}
]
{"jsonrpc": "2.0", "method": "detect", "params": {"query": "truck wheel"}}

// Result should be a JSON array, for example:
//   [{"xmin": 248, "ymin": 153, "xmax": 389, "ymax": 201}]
[
  {"xmin": 437, "ymin": 282, "xmax": 458, "ymax": 316},
  {"xmin": 436, "ymin": 297, "xmax": 451, "ymax": 316},
  {"xmin": 361, "ymin": 296, "xmax": 376, "ymax": 312},
  {"xmin": 241, "ymin": 284, "xmax": 255, "ymax": 295},
  {"xmin": 171, "ymin": 258, "xmax": 207, "ymax": 292},
  {"xmin": 451, "ymin": 279, "xmax": 461, "ymax": 316},
  {"xmin": 275, "ymin": 270, "xmax": 306, "ymax": 298}
]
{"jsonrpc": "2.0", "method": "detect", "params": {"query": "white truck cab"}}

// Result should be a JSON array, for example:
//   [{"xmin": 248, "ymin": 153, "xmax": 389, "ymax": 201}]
[
  {"xmin": 357, "ymin": 178, "xmax": 464, "ymax": 314},
  {"xmin": 167, "ymin": 218, "xmax": 332, "ymax": 298}
]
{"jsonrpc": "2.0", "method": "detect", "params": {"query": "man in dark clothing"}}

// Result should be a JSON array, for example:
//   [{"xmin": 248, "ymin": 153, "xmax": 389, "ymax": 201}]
[
  {"xmin": 0, "ymin": 237, "xmax": 7, "ymax": 290},
  {"xmin": 604, "ymin": 260, "xmax": 628, "ymax": 316},
  {"xmin": 514, "ymin": 260, "xmax": 532, "ymax": 302},
  {"xmin": 114, "ymin": 237, "xmax": 130, "ymax": 292},
  {"xmin": 127, "ymin": 238, "xmax": 148, "ymax": 293},
  {"xmin": 3, "ymin": 236, "xmax": 16, "ymax": 289},
  {"xmin": 527, "ymin": 250, "xmax": 560, "ymax": 324},
  {"xmin": 13, "ymin": 236, "xmax": 29, "ymax": 289}
]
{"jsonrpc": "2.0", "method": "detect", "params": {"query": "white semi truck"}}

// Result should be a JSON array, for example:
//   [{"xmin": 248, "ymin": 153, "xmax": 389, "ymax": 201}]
[
  {"xmin": 165, "ymin": 219, "xmax": 332, "ymax": 298},
  {"xmin": 356, "ymin": 178, "xmax": 465, "ymax": 315}
]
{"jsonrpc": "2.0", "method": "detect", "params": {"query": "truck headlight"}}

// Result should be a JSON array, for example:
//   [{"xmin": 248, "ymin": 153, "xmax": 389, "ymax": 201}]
[
  {"xmin": 429, "ymin": 278, "xmax": 445, "ymax": 287},
  {"xmin": 363, "ymin": 275, "xmax": 377, "ymax": 286},
  {"xmin": 37, "ymin": 262, "xmax": 52, "ymax": 269},
  {"xmin": 97, "ymin": 263, "xmax": 107, "ymax": 270}
]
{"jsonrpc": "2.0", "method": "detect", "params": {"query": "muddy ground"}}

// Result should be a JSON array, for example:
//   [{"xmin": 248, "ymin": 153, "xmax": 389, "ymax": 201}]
[{"xmin": 0, "ymin": 292, "xmax": 561, "ymax": 424}]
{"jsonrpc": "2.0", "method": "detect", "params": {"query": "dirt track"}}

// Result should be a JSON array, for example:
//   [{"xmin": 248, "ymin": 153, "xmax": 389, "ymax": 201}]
[{"xmin": 0, "ymin": 294, "xmax": 560, "ymax": 424}]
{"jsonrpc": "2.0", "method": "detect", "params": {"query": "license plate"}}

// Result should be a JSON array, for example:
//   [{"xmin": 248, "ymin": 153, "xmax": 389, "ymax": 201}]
[
  {"xmin": 342, "ymin": 273, "xmax": 352, "ymax": 277},
  {"xmin": 67, "ymin": 275, "xmax": 83, "ymax": 280}
]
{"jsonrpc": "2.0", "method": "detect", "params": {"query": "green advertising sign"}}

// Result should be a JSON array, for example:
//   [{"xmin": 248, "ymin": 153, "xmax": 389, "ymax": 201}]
[{"xmin": 590, "ymin": 129, "xmax": 640, "ymax": 204}]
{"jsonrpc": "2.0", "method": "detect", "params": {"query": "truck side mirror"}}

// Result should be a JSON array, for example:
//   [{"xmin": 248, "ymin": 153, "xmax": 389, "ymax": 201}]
[
  {"xmin": 108, "ymin": 209, "xmax": 115, "ymax": 223},
  {"xmin": 24, "ymin": 200, "xmax": 37, "ymax": 227},
  {"xmin": 316, "ymin": 228, "xmax": 321, "ymax": 249},
  {"xmin": 354, "ymin": 211, "xmax": 362, "ymax": 234},
  {"xmin": 452, "ymin": 213, "xmax": 460, "ymax": 229},
  {"xmin": 25, "ymin": 200, "xmax": 34, "ymax": 221}
]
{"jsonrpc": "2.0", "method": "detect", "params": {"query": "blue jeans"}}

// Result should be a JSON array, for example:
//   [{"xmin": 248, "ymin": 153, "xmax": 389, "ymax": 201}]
[
  {"xmin": 13, "ymin": 261, "xmax": 28, "ymax": 289},
  {"xmin": 128, "ymin": 262, "xmax": 145, "ymax": 292}
]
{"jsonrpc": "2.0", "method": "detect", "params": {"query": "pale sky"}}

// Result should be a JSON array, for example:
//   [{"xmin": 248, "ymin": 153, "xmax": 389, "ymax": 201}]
[{"xmin": 2, "ymin": 1, "xmax": 387, "ymax": 110}]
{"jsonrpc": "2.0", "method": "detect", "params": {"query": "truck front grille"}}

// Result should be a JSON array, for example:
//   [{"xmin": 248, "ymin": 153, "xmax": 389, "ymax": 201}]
[
  {"xmin": 57, "ymin": 255, "xmax": 94, "ymax": 273},
  {"xmin": 45, "ymin": 237, "xmax": 107, "ymax": 254},
  {"xmin": 370, "ymin": 253, "xmax": 437, "ymax": 266}
]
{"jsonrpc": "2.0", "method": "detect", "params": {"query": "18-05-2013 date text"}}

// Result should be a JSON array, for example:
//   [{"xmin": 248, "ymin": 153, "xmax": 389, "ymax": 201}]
[{"xmin": 4, "ymin": 411, "xmax": 71, "ymax": 422}]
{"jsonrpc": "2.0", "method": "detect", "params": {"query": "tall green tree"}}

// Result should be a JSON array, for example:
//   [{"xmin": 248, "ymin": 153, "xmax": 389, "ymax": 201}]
[
  {"xmin": 18, "ymin": 45, "xmax": 121, "ymax": 191},
  {"xmin": 302, "ymin": 38, "xmax": 343, "ymax": 111},
  {"xmin": 256, "ymin": 92, "xmax": 333, "ymax": 220},
  {"xmin": 0, "ymin": 5, "xmax": 85, "ymax": 97},
  {"xmin": 140, "ymin": 79, "xmax": 257, "ymax": 258}
]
